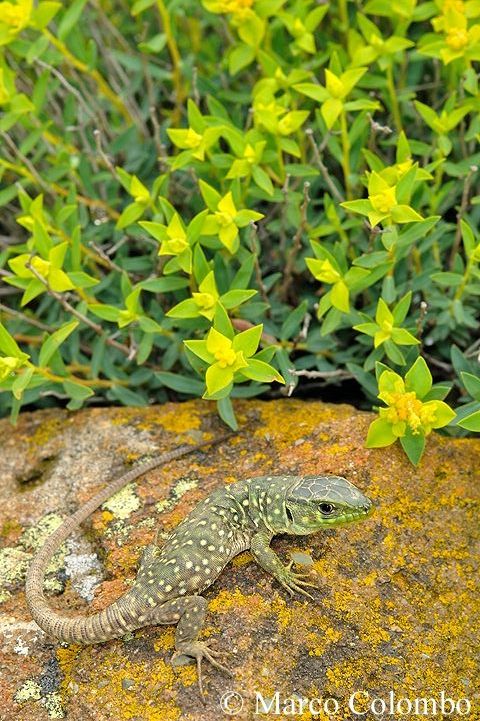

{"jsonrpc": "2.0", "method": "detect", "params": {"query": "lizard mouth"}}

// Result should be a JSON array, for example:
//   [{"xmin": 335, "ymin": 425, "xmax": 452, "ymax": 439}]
[{"xmin": 320, "ymin": 502, "xmax": 374, "ymax": 526}]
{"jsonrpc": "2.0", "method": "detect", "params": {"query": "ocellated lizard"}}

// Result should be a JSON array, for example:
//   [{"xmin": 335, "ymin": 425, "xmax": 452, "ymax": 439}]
[{"xmin": 26, "ymin": 437, "xmax": 373, "ymax": 694}]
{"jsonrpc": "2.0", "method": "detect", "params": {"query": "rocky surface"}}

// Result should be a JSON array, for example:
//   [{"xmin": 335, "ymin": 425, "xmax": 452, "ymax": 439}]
[{"xmin": 0, "ymin": 399, "xmax": 478, "ymax": 720}]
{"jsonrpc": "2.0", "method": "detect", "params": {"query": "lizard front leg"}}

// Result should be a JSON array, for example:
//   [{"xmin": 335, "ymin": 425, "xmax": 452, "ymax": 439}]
[
  {"xmin": 148, "ymin": 596, "xmax": 231, "ymax": 695},
  {"xmin": 250, "ymin": 530, "xmax": 319, "ymax": 599}
]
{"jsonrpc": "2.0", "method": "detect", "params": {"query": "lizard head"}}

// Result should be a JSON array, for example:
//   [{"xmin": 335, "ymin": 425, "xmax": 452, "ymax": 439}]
[{"xmin": 283, "ymin": 474, "xmax": 373, "ymax": 535}]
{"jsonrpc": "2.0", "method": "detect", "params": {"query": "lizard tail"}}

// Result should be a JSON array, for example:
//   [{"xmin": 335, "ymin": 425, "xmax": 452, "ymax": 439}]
[{"xmin": 25, "ymin": 436, "xmax": 229, "ymax": 644}]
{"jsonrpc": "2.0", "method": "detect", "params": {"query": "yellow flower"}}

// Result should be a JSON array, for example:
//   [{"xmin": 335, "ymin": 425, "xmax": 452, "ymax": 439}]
[
  {"xmin": 183, "ymin": 128, "xmax": 203, "ymax": 149},
  {"xmin": 203, "ymin": 0, "xmax": 254, "ymax": 18},
  {"xmin": 212, "ymin": 192, "xmax": 241, "ymax": 251},
  {"xmin": 191, "ymin": 271, "xmax": 219, "ymax": 321},
  {"xmin": 311, "ymin": 259, "xmax": 341, "ymax": 284},
  {"xmin": 446, "ymin": 26, "xmax": 469, "ymax": 48},
  {"xmin": 204, "ymin": 327, "xmax": 248, "ymax": 394},
  {"xmin": 370, "ymin": 187, "xmax": 397, "ymax": 215},
  {"xmin": 0, "ymin": 0, "xmax": 32, "ymax": 43},
  {"xmin": 243, "ymin": 144, "xmax": 257, "ymax": 164},
  {"xmin": 0, "ymin": 355, "xmax": 24, "ymax": 381},
  {"xmin": 377, "ymin": 371, "xmax": 452, "ymax": 436},
  {"xmin": 159, "ymin": 213, "xmax": 188, "ymax": 256}
]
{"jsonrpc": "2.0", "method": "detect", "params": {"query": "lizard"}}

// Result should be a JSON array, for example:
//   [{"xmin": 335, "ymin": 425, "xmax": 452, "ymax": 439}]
[{"xmin": 26, "ymin": 435, "xmax": 374, "ymax": 695}]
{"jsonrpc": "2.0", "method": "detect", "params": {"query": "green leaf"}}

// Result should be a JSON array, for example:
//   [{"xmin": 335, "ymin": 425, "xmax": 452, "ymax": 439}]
[
  {"xmin": 461, "ymin": 220, "xmax": 476, "ymax": 257},
  {"xmin": 57, "ymin": 0, "xmax": 88, "ymax": 39},
  {"xmin": 32, "ymin": 2, "xmax": 61, "ymax": 29},
  {"xmin": 231, "ymin": 255, "xmax": 255, "ymax": 290},
  {"xmin": 220, "ymin": 289, "xmax": 257, "ymax": 309},
  {"xmin": 138, "ymin": 33, "xmax": 167, "ymax": 54},
  {"xmin": 331, "ymin": 280, "xmax": 349, "ymax": 312},
  {"xmin": 280, "ymin": 300, "xmax": 308, "ymax": 340},
  {"xmin": 167, "ymin": 298, "xmax": 199, "ymax": 319},
  {"xmin": 138, "ymin": 316, "xmax": 164, "ymax": 333},
  {"xmin": 400, "ymin": 431, "xmax": 426, "ymax": 466},
  {"xmin": 228, "ymin": 43, "xmax": 256, "ymax": 74},
  {"xmin": 217, "ymin": 396, "xmax": 238, "ymax": 431},
  {"xmin": 240, "ymin": 358, "xmax": 284, "ymax": 383},
  {"xmin": 457, "ymin": 410, "xmax": 480, "ymax": 432},
  {"xmin": 423, "ymin": 384, "xmax": 452, "ymax": 401},
  {"xmin": 232, "ymin": 324, "xmax": 263, "ymax": 356},
  {"xmin": 139, "ymin": 276, "xmax": 189, "ymax": 292},
  {"xmin": 39, "ymin": 320, "xmax": 79, "ymax": 367},
  {"xmin": 354, "ymin": 322, "xmax": 378, "ymax": 337},
  {"xmin": 461, "ymin": 372, "xmax": 480, "ymax": 401},
  {"xmin": 431, "ymin": 272, "xmax": 463, "ymax": 287},
  {"xmin": 365, "ymin": 417, "xmax": 396, "ymax": 447},
  {"xmin": 213, "ymin": 304, "xmax": 234, "ymax": 338},
  {"xmin": 88, "ymin": 304, "xmax": 121, "ymax": 322},
  {"xmin": 63, "ymin": 380, "xmax": 95, "ymax": 408},
  {"xmin": 156, "ymin": 371, "xmax": 204, "ymax": 395},
  {"xmin": 390, "ymin": 205, "xmax": 423, "ymax": 223},
  {"xmin": 12, "ymin": 366, "xmax": 34, "ymax": 400},
  {"xmin": 0, "ymin": 322, "xmax": 24, "ymax": 357},
  {"xmin": 68, "ymin": 271, "xmax": 99, "ymax": 288},
  {"xmin": 405, "ymin": 357, "xmax": 432, "ymax": 398},
  {"xmin": 199, "ymin": 180, "xmax": 221, "ymax": 211},
  {"xmin": 384, "ymin": 340, "xmax": 406, "ymax": 365},
  {"xmin": 392, "ymin": 291, "xmax": 412, "ymax": 324},
  {"xmin": 390, "ymin": 328, "xmax": 419, "ymax": 346},
  {"xmin": 115, "ymin": 201, "xmax": 146, "ymax": 230},
  {"xmin": 252, "ymin": 165, "xmax": 274, "ymax": 196}
]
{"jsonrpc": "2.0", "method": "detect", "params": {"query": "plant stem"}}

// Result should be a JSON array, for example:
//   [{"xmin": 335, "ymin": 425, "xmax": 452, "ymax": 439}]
[
  {"xmin": 156, "ymin": 0, "xmax": 184, "ymax": 125},
  {"xmin": 25, "ymin": 262, "xmax": 135, "ymax": 360},
  {"xmin": 42, "ymin": 30, "xmax": 134, "ymax": 125},
  {"xmin": 449, "ymin": 165, "xmax": 477, "ymax": 270},
  {"xmin": 338, "ymin": 0, "xmax": 348, "ymax": 38},
  {"xmin": 280, "ymin": 182, "xmax": 310, "ymax": 301},
  {"xmin": 386, "ymin": 63, "xmax": 403, "ymax": 132},
  {"xmin": 340, "ymin": 109, "xmax": 352, "ymax": 200}
]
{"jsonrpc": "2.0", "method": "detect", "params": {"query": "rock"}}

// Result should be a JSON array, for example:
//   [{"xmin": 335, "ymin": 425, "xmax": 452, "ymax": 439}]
[{"xmin": 0, "ymin": 399, "xmax": 478, "ymax": 720}]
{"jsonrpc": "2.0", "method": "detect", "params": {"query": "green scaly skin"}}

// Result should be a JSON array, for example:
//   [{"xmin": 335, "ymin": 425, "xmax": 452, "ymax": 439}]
[{"xmin": 26, "ymin": 441, "xmax": 373, "ymax": 696}]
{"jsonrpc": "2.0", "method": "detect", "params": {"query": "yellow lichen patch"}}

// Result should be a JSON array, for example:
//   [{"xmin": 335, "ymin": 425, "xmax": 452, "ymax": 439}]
[
  {"xmin": 231, "ymin": 551, "xmax": 252, "ymax": 567},
  {"xmin": 56, "ymin": 645, "xmax": 81, "ymax": 683},
  {"xmin": 149, "ymin": 402, "xmax": 202, "ymax": 434},
  {"xmin": 256, "ymin": 400, "xmax": 334, "ymax": 445},
  {"xmin": 59, "ymin": 647, "xmax": 188, "ymax": 720},
  {"xmin": 360, "ymin": 570, "xmax": 378, "ymax": 587},
  {"xmin": 153, "ymin": 627, "xmax": 175, "ymax": 651},
  {"xmin": 306, "ymin": 623, "xmax": 343, "ymax": 658},
  {"xmin": 270, "ymin": 596, "xmax": 295, "ymax": 631},
  {"xmin": 208, "ymin": 588, "xmax": 269, "ymax": 619},
  {"xmin": 29, "ymin": 417, "xmax": 64, "ymax": 446}
]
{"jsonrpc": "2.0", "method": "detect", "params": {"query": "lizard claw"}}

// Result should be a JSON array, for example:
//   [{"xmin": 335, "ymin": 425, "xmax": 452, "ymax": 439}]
[
  {"xmin": 278, "ymin": 562, "xmax": 321, "ymax": 599},
  {"xmin": 172, "ymin": 641, "xmax": 233, "ymax": 697}
]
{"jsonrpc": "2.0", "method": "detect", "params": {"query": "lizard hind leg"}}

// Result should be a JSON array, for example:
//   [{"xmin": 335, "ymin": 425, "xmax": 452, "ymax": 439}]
[{"xmin": 149, "ymin": 596, "xmax": 232, "ymax": 696}]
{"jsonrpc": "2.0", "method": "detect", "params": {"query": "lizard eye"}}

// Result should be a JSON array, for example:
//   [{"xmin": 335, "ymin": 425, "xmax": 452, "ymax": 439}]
[
  {"xmin": 285, "ymin": 507, "xmax": 294, "ymax": 523},
  {"xmin": 319, "ymin": 503, "xmax": 334, "ymax": 515}
]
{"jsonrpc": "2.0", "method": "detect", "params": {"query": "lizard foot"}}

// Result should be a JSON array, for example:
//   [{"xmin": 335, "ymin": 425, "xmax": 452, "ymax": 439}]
[
  {"xmin": 277, "ymin": 560, "xmax": 321, "ymax": 600},
  {"xmin": 172, "ymin": 641, "xmax": 232, "ymax": 696}
]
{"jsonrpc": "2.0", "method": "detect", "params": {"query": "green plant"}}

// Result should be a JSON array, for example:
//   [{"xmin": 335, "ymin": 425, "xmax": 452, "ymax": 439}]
[{"xmin": 1, "ymin": 0, "xmax": 479, "ymax": 464}]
